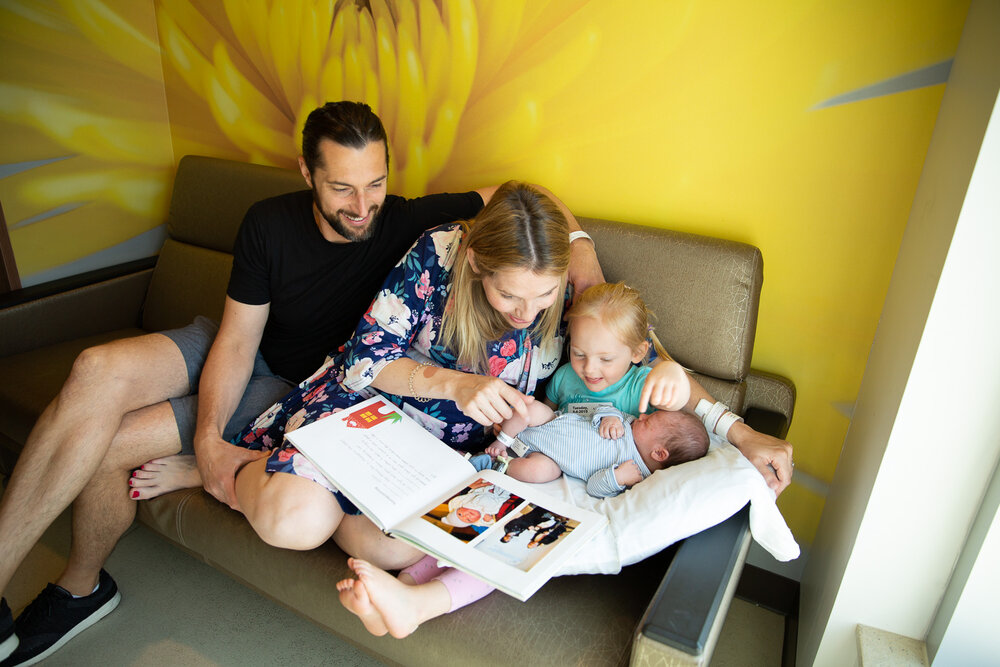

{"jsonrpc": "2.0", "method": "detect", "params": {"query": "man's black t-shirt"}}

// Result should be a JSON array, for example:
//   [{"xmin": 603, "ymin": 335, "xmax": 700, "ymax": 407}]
[{"xmin": 227, "ymin": 189, "xmax": 483, "ymax": 383}]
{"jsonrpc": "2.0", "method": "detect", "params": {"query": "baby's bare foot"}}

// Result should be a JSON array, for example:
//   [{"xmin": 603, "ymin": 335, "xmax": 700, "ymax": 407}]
[
  {"xmin": 337, "ymin": 574, "xmax": 388, "ymax": 636},
  {"xmin": 129, "ymin": 455, "xmax": 202, "ymax": 500}
]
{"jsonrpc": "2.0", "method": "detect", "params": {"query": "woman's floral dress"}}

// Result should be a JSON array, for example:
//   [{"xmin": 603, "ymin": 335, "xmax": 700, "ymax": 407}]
[{"xmin": 231, "ymin": 222, "xmax": 567, "ymax": 499}]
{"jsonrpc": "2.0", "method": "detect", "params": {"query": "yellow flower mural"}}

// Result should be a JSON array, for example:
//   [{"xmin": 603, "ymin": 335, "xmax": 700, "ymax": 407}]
[
  {"xmin": 156, "ymin": 0, "xmax": 488, "ymax": 196},
  {"xmin": 0, "ymin": 0, "xmax": 174, "ymax": 283},
  {"xmin": 0, "ymin": 0, "xmax": 972, "ymax": 555}
]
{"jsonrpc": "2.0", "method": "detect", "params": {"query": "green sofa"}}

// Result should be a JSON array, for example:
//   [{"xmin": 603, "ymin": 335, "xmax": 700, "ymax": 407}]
[{"xmin": 0, "ymin": 155, "xmax": 794, "ymax": 666}]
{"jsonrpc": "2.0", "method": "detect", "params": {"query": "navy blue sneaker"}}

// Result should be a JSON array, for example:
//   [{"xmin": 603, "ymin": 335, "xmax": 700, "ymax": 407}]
[
  {"xmin": 0, "ymin": 599, "xmax": 16, "ymax": 662},
  {"xmin": 2, "ymin": 570, "xmax": 120, "ymax": 666}
]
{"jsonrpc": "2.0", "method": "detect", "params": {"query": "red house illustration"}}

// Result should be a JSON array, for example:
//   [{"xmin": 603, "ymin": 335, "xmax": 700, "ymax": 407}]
[{"xmin": 343, "ymin": 400, "xmax": 401, "ymax": 429}]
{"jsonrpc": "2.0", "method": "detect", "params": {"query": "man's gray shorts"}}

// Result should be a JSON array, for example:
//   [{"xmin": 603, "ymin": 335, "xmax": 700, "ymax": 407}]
[{"xmin": 161, "ymin": 316, "xmax": 294, "ymax": 454}]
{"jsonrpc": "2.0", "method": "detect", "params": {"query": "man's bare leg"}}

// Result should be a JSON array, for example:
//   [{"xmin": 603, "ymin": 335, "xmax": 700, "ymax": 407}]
[
  {"xmin": 58, "ymin": 401, "xmax": 185, "ymax": 595},
  {"xmin": 0, "ymin": 333, "xmax": 189, "ymax": 595}
]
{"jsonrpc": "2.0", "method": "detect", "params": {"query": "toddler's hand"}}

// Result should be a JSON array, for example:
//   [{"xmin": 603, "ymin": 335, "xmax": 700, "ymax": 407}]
[
  {"xmin": 639, "ymin": 360, "xmax": 691, "ymax": 412},
  {"xmin": 599, "ymin": 416, "xmax": 625, "ymax": 439},
  {"xmin": 614, "ymin": 461, "xmax": 643, "ymax": 488}
]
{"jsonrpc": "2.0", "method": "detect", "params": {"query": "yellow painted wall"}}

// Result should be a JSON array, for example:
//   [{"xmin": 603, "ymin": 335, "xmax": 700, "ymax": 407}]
[{"xmin": 0, "ymin": 1, "xmax": 972, "ymax": 551}]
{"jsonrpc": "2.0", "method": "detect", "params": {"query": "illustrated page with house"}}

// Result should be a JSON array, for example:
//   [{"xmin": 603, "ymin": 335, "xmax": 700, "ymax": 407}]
[{"xmin": 285, "ymin": 395, "xmax": 476, "ymax": 531}]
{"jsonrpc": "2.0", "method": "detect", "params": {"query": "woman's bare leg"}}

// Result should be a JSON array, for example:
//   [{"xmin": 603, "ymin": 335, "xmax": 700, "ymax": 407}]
[
  {"xmin": 338, "ymin": 558, "xmax": 451, "ymax": 638},
  {"xmin": 128, "ymin": 455, "xmax": 201, "ymax": 500},
  {"xmin": 334, "ymin": 513, "xmax": 423, "ymax": 570},
  {"xmin": 234, "ymin": 459, "xmax": 345, "ymax": 549}
]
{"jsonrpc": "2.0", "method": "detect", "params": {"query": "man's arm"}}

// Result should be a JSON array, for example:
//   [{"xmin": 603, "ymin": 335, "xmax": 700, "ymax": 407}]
[
  {"xmin": 193, "ymin": 296, "xmax": 270, "ymax": 510},
  {"xmin": 476, "ymin": 184, "xmax": 605, "ymax": 297}
]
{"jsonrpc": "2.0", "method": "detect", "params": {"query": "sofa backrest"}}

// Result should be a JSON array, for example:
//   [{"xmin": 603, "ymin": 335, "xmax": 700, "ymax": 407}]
[
  {"xmin": 144, "ymin": 156, "xmax": 763, "ymax": 412},
  {"xmin": 142, "ymin": 156, "xmax": 305, "ymax": 332},
  {"xmin": 581, "ymin": 218, "xmax": 762, "ymax": 411}
]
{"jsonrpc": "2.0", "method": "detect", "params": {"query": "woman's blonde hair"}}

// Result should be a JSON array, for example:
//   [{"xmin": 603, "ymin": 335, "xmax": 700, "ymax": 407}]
[
  {"xmin": 440, "ymin": 181, "xmax": 570, "ymax": 372},
  {"xmin": 566, "ymin": 282, "xmax": 672, "ymax": 363}
]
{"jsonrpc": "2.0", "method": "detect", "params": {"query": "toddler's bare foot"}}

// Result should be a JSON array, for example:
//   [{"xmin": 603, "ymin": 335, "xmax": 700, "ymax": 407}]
[
  {"xmin": 337, "ymin": 575, "xmax": 388, "ymax": 636},
  {"xmin": 129, "ymin": 455, "xmax": 202, "ymax": 500},
  {"xmin": 348, "ymin": 558, "xmax": 438, "ymax": 639}
]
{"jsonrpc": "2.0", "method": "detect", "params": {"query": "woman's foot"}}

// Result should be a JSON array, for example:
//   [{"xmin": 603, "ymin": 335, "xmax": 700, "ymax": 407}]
[
  {"xmin": 336, "ymin": 576, "xmax": 388, "ymax": 636},
  {"xmin": 129, "ymin": 455, "xmax": 202, "ymax": 500},
  {"xmin": 340, "ymin": 558, "xmax": 445, "ymax": 638}
]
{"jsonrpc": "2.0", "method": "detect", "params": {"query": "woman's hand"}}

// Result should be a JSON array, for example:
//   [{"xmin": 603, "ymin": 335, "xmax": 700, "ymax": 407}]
[
  {"xmin": 727, "ymin": 421, "xmax": 794, "ymax": 496},
  {"xmin": 453, "ymin": 374, "xmax": 533, "ymax": 426},
  {"xmin": 638, "ymin": 360, "xmax": 692, "ymax": 412}
]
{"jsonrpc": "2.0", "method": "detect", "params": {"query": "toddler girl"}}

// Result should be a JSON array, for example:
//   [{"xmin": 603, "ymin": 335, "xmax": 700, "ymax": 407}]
[{"xmin": 483, "ymin": 282, "xmax": 697, "ymax": 484}]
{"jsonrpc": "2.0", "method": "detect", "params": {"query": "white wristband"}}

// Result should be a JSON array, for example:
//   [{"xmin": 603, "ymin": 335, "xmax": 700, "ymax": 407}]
[
  {"xmin": 714, "ymin": 410, "xmax": 744, "ymax": 439},
  {"xmin": 496, "ymin": 431, "xmax": 516, "ymax": 446},
  {"xmin": 705, "ymin": 401, "xmax": 729, "ymax": 434},
  {"xmin": 695, "ymin": 399, "xmax": 744, "ymax": 440},
  {"xmin": 569, "ymin": 230, "xmax": 594, "ymax": 246}
]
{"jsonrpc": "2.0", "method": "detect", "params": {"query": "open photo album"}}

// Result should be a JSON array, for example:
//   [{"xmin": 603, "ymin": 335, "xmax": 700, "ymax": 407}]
[{"xmin": 284, "ymin": 394, "xmax": 607, "ymax": 601}]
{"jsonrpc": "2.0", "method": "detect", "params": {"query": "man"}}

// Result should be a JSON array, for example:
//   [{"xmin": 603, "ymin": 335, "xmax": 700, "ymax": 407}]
[{"xmin": 0, "ymin": 101, "xmax": 604, "ymax": 665}]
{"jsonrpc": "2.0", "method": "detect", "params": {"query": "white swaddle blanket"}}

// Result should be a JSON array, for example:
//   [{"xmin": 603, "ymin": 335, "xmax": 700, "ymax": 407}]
[{"xmin": 532, "ymin": 435, "xmax": 800, "ymax": 576}]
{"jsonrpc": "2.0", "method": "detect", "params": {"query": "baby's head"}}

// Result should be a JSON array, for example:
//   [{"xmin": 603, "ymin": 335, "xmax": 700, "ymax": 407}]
[
  {"xmin": 631, "ymin": 410, "xmax": 709, "ymax": 472},
  {"xmin": 566, "ymin": 283, "xmax": 663, "ymax": 392},
  {"xmin": 442, "ymin": 506, "xmax": 483, "ymax": 527}
]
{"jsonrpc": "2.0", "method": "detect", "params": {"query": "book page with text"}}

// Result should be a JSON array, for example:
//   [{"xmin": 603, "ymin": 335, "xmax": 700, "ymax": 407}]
[{"xmin": 286, "ymin": 395, "xmax": 475, "ymax": 530}]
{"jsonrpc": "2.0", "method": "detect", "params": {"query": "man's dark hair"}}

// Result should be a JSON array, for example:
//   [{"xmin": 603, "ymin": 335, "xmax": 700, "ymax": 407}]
[{"xmin": 301, "ymin": 101, "xmax": 389, "ymax": 173}]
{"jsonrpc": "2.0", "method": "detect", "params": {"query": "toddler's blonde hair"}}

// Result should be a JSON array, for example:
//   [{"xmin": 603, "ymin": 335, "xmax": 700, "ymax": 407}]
[{"xmin": 566, "ymin": 282, "xmax": 672, "ymax": 363}]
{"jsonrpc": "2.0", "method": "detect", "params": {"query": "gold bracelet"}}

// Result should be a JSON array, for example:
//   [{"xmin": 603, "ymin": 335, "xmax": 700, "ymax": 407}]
[{"xmin": 408, "ymin": 362, "xmax": 432, "ymax": 402}]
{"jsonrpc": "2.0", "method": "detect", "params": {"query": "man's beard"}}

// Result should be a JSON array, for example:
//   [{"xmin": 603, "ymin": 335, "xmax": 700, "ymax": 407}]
[{"xmin": 313, "ymin": 189, "xmax": 380, "ymax": 242}]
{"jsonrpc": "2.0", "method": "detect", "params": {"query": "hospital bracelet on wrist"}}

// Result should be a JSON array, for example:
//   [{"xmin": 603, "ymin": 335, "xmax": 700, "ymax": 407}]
[
  {"xmin": 408, "ymin": 362, "xmax": 432, "ymax": 403},
  {"xmin": 694, "ymin": 398, "xmax": 744, "ymax": 441},
  {"xmin": 569, "ymin": 230, "xmax": 594, "ymax": 246}
]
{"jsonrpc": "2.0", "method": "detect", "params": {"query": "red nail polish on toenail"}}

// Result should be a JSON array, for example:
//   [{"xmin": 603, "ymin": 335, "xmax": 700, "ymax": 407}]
[
  {"xmin": 132, "ymin": 471, "xmax": 137, "ymax": 477},
  {"xmin": 131, "ymin": 490, "xmax": 139, "ymax": 499}
]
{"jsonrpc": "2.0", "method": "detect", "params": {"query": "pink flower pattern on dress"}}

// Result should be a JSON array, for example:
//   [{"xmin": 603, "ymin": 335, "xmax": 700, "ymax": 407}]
[
  {"xmin": 415, "ymin": 270, "xmax": 434, "ymax": 300},
  {"xmin": 488, "ymin": 355, "xmax": 508, "ymax": 376}
]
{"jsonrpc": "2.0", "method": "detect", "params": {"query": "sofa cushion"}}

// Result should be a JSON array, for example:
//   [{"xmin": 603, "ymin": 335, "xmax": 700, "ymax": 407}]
[{"xmin": 0, "ymin": 328, "xmax": 146, "ymax": 444}]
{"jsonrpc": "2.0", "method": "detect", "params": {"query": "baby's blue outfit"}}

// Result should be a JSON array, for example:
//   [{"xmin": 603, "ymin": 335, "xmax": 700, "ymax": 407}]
[{"xmin": 516, "ymin": 406, "xmax": 652, "ymax": 498}]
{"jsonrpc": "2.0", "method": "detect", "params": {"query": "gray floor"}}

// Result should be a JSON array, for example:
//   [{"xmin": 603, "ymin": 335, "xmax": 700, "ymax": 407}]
[{"xmin": 5, "ymin": 501, "xmax": 785, "ymax": 666}]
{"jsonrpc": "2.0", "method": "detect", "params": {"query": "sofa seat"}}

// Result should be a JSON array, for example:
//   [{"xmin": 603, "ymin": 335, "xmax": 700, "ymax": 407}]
[{"xmin": 138, "ymin": 485, "xmax": 678, "ymax": 666}]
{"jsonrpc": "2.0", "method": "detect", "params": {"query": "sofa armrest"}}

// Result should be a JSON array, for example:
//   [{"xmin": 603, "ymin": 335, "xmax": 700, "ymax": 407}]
[
  {"xmin": 745, "ymin": 369, "xmax": 795, "ymax": 436},
  {"xmin": 0, "ymin": 259, "xmax": 155, "ymax": 357},
  {"xmin": 629, "ymin": 396, "xmax": 790, "ymax": 664},
  {"xmin": 632, "ymin": 506, "xmax": 751, "ymax": 665}
]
